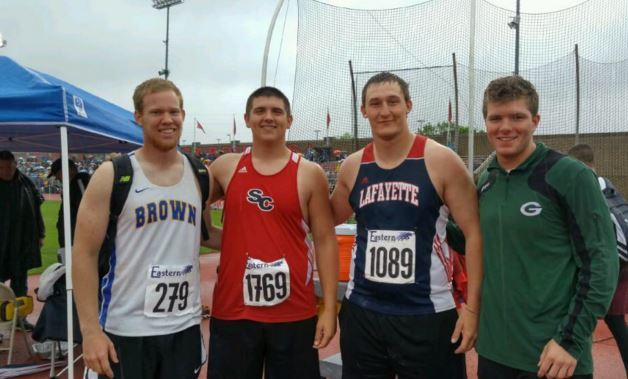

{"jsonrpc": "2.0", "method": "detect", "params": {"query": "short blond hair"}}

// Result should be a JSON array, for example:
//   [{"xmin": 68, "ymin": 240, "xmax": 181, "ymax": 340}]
[{"xmin": 133, "ymin": 78, "xmax": 183, "ymax": 113}]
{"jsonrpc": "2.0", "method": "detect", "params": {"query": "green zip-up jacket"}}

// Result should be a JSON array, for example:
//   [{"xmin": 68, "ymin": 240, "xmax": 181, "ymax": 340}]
[{"xmin": 475, "ymin": 143, "xmax": 618, "ymax": 375}]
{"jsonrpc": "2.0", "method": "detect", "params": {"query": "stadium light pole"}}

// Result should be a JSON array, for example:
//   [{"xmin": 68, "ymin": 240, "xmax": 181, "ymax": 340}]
[
  {"xmin": 508, "ymin": 0, "xmax": 521, "ymax": 74},
  {"xmin": 152, "ymin": 0, "xmax": 183, "ymax": 79},
  {"xmin": 261, "ymin": 0, "xmax": 286, "ymax": 86}
]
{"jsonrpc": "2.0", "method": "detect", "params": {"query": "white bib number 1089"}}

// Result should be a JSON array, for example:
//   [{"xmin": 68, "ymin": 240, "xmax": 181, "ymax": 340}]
[{"xmin": 364, "ymin": 230, "xmax": 416, "ymax": 284}]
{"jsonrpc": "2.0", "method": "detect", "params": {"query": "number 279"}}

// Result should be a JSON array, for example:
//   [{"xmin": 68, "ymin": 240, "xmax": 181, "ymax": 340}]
[{"xmin": 153, "ymin": 281, "xmax": 189, "ymax": 313}]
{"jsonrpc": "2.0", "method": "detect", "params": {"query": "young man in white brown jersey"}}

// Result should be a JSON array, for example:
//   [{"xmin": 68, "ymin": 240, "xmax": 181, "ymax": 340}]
[{"xmin": 73, "ymin": 78, "xmax": 220, "ymax": 379}]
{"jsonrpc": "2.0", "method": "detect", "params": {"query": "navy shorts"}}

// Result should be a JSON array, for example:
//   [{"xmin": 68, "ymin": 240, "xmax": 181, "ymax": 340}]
[
  {"xmin": 96, "ymin": 324, "xmax": 204, "ymax": 379},
  {"xmin": 207, "ymin": 316, "xmax": 320, "ymax": 379},
  {"xmin": 339, "ymin": 298, "xmax": 465, "ymax": 379}
]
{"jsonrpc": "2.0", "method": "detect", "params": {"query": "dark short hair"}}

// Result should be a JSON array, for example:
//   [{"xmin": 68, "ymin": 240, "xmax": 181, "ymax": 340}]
[
  {"xmin": 568, "ymin": 143, "xmax": 595, "ymax": 165},
  {"xmin": 0, "ymin": 150, "xmax": 15, "ymax": 161},
  {"xmin": 245, "ymin": 87, "xmax": 291, "ymax": 116},
  {"xmin": 362, "ymin": 72, "xmax": 411, "ymax": 106},
  {"xmin": 482, "ymin": 75, "xmax": 539, "ymax": 118},
  {"xmin": 133, "ymin": 78, "xmax": 183, "ymax": 113},
  {"xmin": 48, "ymin": 158, "xmax": 77, "ymax": 178}
]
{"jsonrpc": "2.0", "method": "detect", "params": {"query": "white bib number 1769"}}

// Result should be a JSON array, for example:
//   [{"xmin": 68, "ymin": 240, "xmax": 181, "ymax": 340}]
[
  {"xmin": 245, "ymin": 273, "xmax": 287, "ymax": 304},
  {"xmin": 364, "ymin": 230, "xmax": 416, "ymax": 284},
  {"xmin": 243, "ymin": 257, "xmax": 290, "ymax": 306}
]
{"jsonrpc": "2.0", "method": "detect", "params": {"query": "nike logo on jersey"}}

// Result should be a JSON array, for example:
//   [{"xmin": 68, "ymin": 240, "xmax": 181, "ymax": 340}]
[
  {"xmin": 479, "ymin": 181, "xmax": 492, "ymax": 194},
  {"xmin": 246, "ymin": 189, "xmax": 274, "ymax": 211},
  {"xmin": 238, "ymin": 166, "xmax": 248, "ymax": 173},
  {"xmin": 135, "ymin": 187, "xmax": 150, "ymax": 193}
]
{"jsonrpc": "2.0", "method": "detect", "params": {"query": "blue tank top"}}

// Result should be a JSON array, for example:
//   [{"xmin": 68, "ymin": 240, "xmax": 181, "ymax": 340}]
[{"xmin": 347, "ymin": 135, "xmax": 455, "ymax": 315}]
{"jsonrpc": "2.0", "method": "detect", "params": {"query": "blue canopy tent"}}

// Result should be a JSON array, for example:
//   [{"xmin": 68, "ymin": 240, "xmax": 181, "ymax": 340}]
[
  {"xmin": 0, "ymin": 56, "xmax": 143, "ymax": 376},
  {"xmin": 0, "ymin": 56, "xmax": 142, "ymax": 152}
]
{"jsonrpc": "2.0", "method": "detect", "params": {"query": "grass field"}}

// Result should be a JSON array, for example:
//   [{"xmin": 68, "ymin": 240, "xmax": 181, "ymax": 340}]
[{"xmin": 28, "ymin": 200, "xmax": 223, "ymax": 275}]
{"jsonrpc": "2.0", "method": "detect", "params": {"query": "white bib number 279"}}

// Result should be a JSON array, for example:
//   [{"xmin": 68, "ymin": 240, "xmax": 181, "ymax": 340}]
[
  {"xmin": 243, "ymin": 257, "xmax": 290, "ymax": 307},
  {"xmin": 144, "ymin": 264, "xmax": 195, "ymax": 318},
  {"xmin": 364, "ymin": 230, "xmax": 416, "ymax": 284}
]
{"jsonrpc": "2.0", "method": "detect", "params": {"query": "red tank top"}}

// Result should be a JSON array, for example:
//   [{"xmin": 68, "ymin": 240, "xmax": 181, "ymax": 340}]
[{"xmin": 211, "ymin": 149, "xmax": 317, "ymax": 322}]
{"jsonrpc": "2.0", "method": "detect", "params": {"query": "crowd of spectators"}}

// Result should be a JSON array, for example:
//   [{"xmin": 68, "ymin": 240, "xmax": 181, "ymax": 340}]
[
  {"xmin": 15, "ymin": 154, "xmax": 104, "ymax": 194},
  {"xmin": 15, "ymin": 150, "xmax": 345, "ymax": 194}
]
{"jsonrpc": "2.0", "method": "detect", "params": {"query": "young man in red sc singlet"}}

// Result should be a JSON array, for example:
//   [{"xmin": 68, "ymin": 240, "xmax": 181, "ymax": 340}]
[{"xmin": 207, "ymin": 87, "xmax": 339, "ymax": 379}]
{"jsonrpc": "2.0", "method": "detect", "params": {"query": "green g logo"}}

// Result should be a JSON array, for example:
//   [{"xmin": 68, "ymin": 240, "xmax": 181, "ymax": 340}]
[{"xmin": 520, "ymin": 201, "xmax": 542, "ymax": 217}]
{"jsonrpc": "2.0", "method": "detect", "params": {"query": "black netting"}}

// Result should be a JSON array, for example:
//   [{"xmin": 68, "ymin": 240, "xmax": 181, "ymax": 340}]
[{"xmin": 288, "ymin": 0, "xmax": 628, "ymax": 191}]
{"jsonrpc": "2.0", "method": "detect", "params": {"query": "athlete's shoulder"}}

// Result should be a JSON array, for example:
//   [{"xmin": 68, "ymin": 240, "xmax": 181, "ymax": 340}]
[
  {"xmin": 541, "ymin": 148, "xmax": 587, "ymax": 180},
  {"xmin": 298, "ymin": 156, "xmax": 324, "ymax": 173},
  {"xmin": 549, "ymin": 151, "xmax": 587, "ymax": 173},
  {"xmin": 82, "ymin": 160, "xmax": 114, "ymax": 200},
  {"xmin": 424, "ymin": 138, "xmax": 468, "ymax": 180},
  {"xmin": 339, "ymin": 149, "xmax": 364, "ymax": 171},
  {"xmin": 211, "ymin": 153, "xmax": 242, "ymax": 177},
  {"xmin": 297, "ymin": 159, "xmax": 330, "ymax": 196},
  {"xmin": 545, "ymin": 150, "xmax": 598, "ymax": 193},
  {"xmin": 424, "ymin": 138, "xmax": 458, "ymax": 161},
  {"xmin": 346, "ymin": 148, "xmax": 365, "ymax": 161},
  {"xmin": 93, "ymin": 160, "xmax": 114, "ymax": 180}
]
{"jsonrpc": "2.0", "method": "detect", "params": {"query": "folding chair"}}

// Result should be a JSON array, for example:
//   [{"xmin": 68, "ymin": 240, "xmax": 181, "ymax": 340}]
[
  {"xmin": 32, "ymin": 266, "xmax": 82, "ymax": 379},
  {"xmin": 0, "ymin": 283, "xmax": 33, "ymax": 365}
]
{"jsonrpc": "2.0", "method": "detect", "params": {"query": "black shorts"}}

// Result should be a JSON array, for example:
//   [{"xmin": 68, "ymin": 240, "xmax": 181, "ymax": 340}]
[
  {"xmin": 97, "ymin": 325, "xmax": 204, "ymax": 379},
  {"xmin": 207, "ymin": 316, "xmax": 320, "ymax": 379},
  {"xmin": 477, "ymin": 355, "xmax": 593, "ymax": 379},
  {"xmin": 339, "ymin": 298, "xmax": 465, "ymax": 379}
]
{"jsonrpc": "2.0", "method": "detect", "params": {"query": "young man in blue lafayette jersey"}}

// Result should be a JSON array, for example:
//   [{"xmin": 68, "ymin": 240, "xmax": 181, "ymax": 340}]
[
  {"xmin": 330, "ymin": 72, "xmax": 483, "ymax": 378},
  {"xmin": 73, "ymin": 78, "xmax": 220, "ymax": 378},
  {"xmin": 475, "ymin": 76, "xmax": 617, "ymax": 379}
]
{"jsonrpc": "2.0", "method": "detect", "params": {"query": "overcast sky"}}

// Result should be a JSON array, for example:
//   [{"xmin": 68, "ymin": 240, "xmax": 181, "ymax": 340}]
[{"xmin": 1, "ymin": 0, "xmax": 586, "ymax": 145}]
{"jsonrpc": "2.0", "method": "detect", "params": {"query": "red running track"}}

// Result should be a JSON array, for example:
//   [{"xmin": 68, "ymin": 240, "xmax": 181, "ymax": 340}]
[{"xmin": 4, "ymin": 253, "xmax": 625, "ymax": 378}]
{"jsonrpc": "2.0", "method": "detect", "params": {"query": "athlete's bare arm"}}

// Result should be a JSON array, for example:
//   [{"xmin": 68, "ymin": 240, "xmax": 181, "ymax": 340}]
[
  {"xmin": 425, "ymin": 140, "xmax": 483, "ymax": 354},
  {"xmin": 299, "ymin": 160, "xmax": 339, "ymax": 349},
  {"xmin": 330, "ymin": 151, "xmax": 362, "ymax": 225},
  {"xmin": 201, "ymin": 154, "xmax": 241, "ymax": 249},
  {"xmin": 208, "ymin": 153, "xmax": 241, "ymax": 203},
  {"xmin": 72, "ymin": 162, "xmax": 118, "ymax": 377}
]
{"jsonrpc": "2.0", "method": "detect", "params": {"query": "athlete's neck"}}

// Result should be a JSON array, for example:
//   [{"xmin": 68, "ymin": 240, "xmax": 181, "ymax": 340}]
[
  {"xmin": 250, "ymin": 143, "xmax": 292, "ymax": 176},
  {"xmin": 136, "ymin": 145, "xmax": 180, "ymax": 167},
  {"xmin": 372, "ymin": 129, "xmax": 416, "ymax": 169}
]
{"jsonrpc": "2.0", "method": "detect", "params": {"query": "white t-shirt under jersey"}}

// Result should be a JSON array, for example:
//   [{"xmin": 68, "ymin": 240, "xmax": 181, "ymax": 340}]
[{"xmin": 99, "ymin": 152, "xmax": 202, "ymax": 336}]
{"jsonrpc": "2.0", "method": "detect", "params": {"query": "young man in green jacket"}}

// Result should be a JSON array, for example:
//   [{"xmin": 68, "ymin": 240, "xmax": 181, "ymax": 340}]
[{"xmin": 475, "ymin": 75, "xmax": 618, "ymax": 379}]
